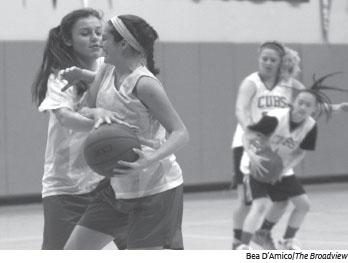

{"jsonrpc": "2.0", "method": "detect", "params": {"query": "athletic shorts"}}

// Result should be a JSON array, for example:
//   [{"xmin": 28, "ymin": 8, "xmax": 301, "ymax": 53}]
[
  {"xmin": 78, "ymin": 181, "xmax": 184, "ymax": 249},
  {"xmin": 232, "ymin": 146, "xmax": 244, "ymax": 185},
  {"xmin": 42, "ymin": 179, "xmax": 126, "ymax": 250},
  {"xmin": 249, "ymin": 175, "xmax": 306, "ymax": 202}
]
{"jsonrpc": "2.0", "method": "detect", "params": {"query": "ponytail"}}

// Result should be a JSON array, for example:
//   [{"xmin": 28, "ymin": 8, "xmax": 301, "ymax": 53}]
[{"xmin": 32, "ymin": 8, "xmax": 102, "ymax": 107}]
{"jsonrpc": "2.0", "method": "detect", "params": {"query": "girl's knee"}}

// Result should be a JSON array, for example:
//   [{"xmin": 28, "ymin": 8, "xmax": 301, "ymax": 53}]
[
  {"xmin": 302, "ymin": 200, "xmax": 311, "ymax": 212},
  {"xmin": 251, "ymin": 199, "xmax": 268, "ymax": 214},
  {"xmin": 295, "ymin": 199, "xmax": 311, "ymax": 213}
]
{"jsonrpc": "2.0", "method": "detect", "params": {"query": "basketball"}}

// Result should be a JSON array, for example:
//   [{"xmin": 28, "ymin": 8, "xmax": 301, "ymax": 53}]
[
  {"xmin": 250, "ymin": 147, "xmax": 283, "ymax": 184},
  {"xmin": 83, "ymin": 123, "xmax": 141, "ymax": 178}
]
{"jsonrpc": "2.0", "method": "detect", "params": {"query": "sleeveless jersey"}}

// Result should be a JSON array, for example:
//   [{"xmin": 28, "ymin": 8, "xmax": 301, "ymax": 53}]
[
  {"xmin": 95, "ymin": 65, "xmax": 183, "ymax": 199},
  {"xmin": 232, "ymin": 72, "xmax": 295, "ymax": 148},
  {"xmin": 240, "ymin": 108, "xmax": 316, "ymax": 176}
]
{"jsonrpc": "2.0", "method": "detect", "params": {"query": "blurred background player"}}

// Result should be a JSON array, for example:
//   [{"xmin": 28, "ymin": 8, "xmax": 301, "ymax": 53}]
[
  {"xmin": 231, "ymin": 41, "xmax": 305, "ymax": 249},
  {"xmin": 231, "ymin": 42, "xmax": 348, "ymax": 249},
  {"xmin": 236, "ymin": 74, "xmax": 348, "ymax": 250}
]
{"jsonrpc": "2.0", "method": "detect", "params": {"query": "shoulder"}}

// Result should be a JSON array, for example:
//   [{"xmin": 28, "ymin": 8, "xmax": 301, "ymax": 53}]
[
  {"xmin": 134, "ymin": 67, "xmax": 161, "ymax": 89},
  {"xmin": 134, "ymin": 75, "xmax": 165, "ymax": 108},
  {"xmin": 136, "ymin": 75, "xmax": 162, "ymax": 93},
  {"xmin": 95, "ymin": 63, "xmax": 114, "ymax": 82},
  {"xmin": 240, "ymin": 73, "xmax": 258, "ymax": 90},
  {"xmin": 291, "ymin": 78, "xmax": 306, "ymax": 90},
  {"xmin": 307, "ymin": 115, "xmax": 316, "ymax": 127},
  {"xmin": 245, "ymin": 72, "xmax": 260, "ymax": 83}
]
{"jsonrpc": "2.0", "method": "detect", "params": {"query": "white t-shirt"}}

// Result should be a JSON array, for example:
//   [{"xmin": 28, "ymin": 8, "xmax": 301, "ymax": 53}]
[{"xmin": 39, "ymin": 59, "xmax": 104, "ymax": 198}]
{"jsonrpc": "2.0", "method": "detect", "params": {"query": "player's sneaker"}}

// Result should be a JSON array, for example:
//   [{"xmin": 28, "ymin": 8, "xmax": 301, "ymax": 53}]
[
  {"xmin": 235, "ymin": 244, "xmax": 252, "ymax": 250},
  {"xmin": 278, "ymin": 238, "xmax": 300, "ymax": 250},
  {"xmin": 232, "ymin": 242, "xmax": 241, "ymax": 250},
  {"xmin": 252, "ymin": 229, "xmax": 276, "ymax": 249}
]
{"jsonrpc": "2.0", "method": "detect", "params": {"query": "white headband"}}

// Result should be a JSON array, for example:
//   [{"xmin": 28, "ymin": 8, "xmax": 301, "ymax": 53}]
[{"xmin": 110, "ymin": 16, "xmax": 143, "ymax": 53}]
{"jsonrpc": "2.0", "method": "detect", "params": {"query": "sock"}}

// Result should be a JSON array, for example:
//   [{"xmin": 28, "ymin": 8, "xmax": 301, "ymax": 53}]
[
  {"xmin": 260, "ymin": 219, "xmax": 276, "ymax": 231},
  {"xmin": 283, "ymin": 226, "xmax": 299, "ymax": 239},
  {"xmin": 241, "ymin": 231, "xmax": 253, "ymax": 245},
  {"xmin": 233, "ymin": 229, "xmax": 242, "ymax": 242}
]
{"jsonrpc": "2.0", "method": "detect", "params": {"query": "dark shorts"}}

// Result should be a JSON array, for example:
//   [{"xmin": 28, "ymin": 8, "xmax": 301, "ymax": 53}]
[
  {"xmin": 78, "ymin": 181, "xmax": 184, "ymax": 249},
  {"xmin": 232, "ymin": 146, "xmax": 244, "ymax": 185},
  {"xmin": 249, "ymin": 175, "xmax": 306, "ymax": 202},
  {"xmin": 42, "ymin": 179, "xmax": 126, "ymax": 250}
]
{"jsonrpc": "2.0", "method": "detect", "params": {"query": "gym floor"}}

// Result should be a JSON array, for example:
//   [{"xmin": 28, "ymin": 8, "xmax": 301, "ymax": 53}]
[{"xmin": 0, "ymin": 182, "xmax": 347, "ymax": 250}]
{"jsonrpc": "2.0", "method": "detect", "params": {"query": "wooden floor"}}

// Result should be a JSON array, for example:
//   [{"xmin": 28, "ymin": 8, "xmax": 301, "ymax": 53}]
[{"xmin": 0, "ymin": 182, "xmax": 347, "ymax": 250}]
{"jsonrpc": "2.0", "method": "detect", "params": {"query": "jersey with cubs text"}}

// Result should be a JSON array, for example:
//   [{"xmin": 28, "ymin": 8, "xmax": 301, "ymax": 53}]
[{"xmin": 232, "ymin": 72, "xmax": 295, "ymax": 148}]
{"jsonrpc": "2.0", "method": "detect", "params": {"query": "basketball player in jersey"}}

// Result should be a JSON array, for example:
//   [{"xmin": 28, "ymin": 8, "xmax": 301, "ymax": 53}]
[
  {"xmin": 232, "ymin": 42, "xmax": 348, "ymax": 249},
  {"xmin": 231, "ymin": 41, "xmax": 305, "ymax": 249},
  {"xmin": 64, "ymin": 14, "xmax": 189, "ymax": 250},
  {"xmin": 236, "ymin": 78, "xmax": 346, "ymax": 250},
  {"xmin": 32, "ymin": 9, "xmax": 126, "ymax": 249}
]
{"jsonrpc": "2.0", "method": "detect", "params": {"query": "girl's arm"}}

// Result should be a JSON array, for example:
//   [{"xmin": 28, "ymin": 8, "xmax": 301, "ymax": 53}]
[
  {"xmin": 54, "ymin": 107, "xmax": 95, "ymax": 132},
  {"xmin": 331, "ymin": 102, "xmax": 348, "ymax": 113},
  {"xmin": 60, "ymin": 67, "xmax": 97, "ymax": 92},
  {"xmin": 83, "ymin": 64, "xmax": 110, "ymax": 108},
  {"xmin": 235, "ymin": 78, "xmax": 257, "ymax": 132},
  {"xmin": 117, "ymin": 77, "xmax": 189, "ymax": 170},
  {"xmin": 60, "ymin": 66, "xmax": 96, "ymax": 83},
  {"xmin": 54, "ymin": 65, "xmax": 117, "ymax": 131}
]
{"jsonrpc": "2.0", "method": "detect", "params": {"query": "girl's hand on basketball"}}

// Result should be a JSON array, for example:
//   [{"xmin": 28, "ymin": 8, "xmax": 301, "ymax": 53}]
[
  {"xmin": 93, "ymin": 117, "xmax": 139, "ymax": 131},
  {"xmin": 112, "ymin": 149, "xmax": 150, "ymax": 176},
  {"xmin": 243, "ymin": 135, "xmax": 269, "ymax": 176},
  {"xmin": 249, "ymin": 151, "xmax": 269, "ymax": 177},
  {"xmin": 86, "ymin": 108, "xmax": 139, "ymax": 131},
  {"xmin": 91, "ymin": 108, "xmax": 119, "ymax": 129}
]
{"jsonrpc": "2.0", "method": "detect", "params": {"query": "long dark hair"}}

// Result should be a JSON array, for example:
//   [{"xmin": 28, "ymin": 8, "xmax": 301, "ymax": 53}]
[
  {"xmin": 298, "ymin": 72, "xmax": 348, "ymax": 120},
  {"xmin": 31, "ymin": 8, "xmax": 102, "ymax": 107},
  {"xmin": 108, "ymin": 15, "xmax": 160, "ymax": 76}
]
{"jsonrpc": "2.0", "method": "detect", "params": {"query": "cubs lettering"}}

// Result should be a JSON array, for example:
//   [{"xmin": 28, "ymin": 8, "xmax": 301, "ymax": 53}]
[{"xmin": 258, "ymin": 96, "xmax": 287, "ymax": 108}]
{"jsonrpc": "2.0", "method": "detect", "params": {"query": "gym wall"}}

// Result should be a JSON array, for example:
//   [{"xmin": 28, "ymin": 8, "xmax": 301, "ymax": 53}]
[{"xmin": 0, "ymin": 41, "xmax": 348, "ymax": 197}]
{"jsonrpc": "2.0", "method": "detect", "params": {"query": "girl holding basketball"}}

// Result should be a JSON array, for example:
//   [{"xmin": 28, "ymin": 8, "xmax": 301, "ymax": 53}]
[
  {"xmin": 32, "ymin": 9, "xmax": 125, "ymax": 250},
  {"xmin": 231, "ymin": 42, "xmax": 348, "ymax": 249},
  {"xmin": 236, "ymin": 75, "xmax": 347, "ymax": 250},
  {"xmin": 63, "ymin": 14, "xmax": 189, "ymax": 250},
  {"xmin": 231, "ymin": 41, "xmax": 305, "ymax": 249}
]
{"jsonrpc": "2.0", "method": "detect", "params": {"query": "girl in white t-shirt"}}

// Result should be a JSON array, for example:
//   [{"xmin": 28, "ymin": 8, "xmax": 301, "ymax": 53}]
[{"xmin": 31, "ymin": 9, "xmax": 125, "ymax": 250}]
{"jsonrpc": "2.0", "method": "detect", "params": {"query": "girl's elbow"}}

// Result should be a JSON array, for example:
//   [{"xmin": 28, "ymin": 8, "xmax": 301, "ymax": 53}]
[{"xmin": 182, "ymin": 127, "xmax": 190, "ymax": 146}]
